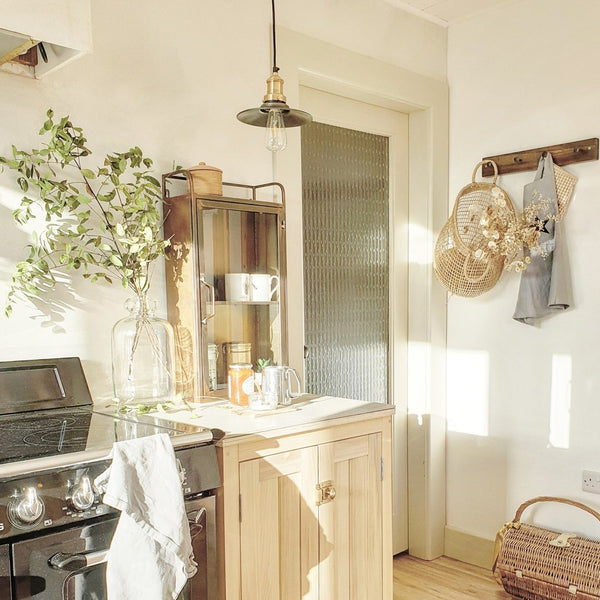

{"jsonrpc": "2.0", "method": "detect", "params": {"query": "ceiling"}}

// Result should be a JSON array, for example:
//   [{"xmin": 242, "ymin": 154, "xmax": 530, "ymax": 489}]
[{"xmin": 382, "ymin": 0, "xmax": 512, "ymax": 26}]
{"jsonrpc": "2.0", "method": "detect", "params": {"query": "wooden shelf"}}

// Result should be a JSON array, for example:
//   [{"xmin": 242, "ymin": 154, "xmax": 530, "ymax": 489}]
[{"xmin": 215, "ymin": 301, "xmax": 279, "ymax": 306}]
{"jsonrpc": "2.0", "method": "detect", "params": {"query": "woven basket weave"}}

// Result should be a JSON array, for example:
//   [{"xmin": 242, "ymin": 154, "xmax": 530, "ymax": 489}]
[
  {"xmin": 434, "ymin": 160, "xmax": 512, "ymax": 297},
  {"xmin": 434, "ymin": 219, "xmax": 504, "ymax": 297},
  {"xmin": 494, "ymin": 496, "xmax": 600, "ymax": 600},
  {"xmin": 553, "ymin": 163, "xmax": 577, "ymax": 220}
]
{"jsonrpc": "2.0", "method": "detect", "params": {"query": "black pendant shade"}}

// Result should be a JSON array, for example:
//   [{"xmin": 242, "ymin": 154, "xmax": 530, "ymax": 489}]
[{"xmin": 237, "ymin": 101, "xmax": 312, "ymax": 128}]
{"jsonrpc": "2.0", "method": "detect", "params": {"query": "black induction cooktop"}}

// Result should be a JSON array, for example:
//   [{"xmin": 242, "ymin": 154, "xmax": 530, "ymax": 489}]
[{"xmin": 0, "ymin": 357, "xmax": 211, "ymax": 467}]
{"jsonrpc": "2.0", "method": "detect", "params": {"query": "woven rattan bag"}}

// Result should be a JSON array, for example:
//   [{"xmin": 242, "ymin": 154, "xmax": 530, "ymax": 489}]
[
  {"xmin": 493, "ymin": 496, "xmax": 600, "ymax": 600},
  {"xmin": 434, "ymin": 160, "xmax": 515, "ymax": 297}
]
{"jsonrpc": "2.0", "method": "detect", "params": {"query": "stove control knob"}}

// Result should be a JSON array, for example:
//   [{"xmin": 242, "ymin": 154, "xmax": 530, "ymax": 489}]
[
  {"xmin": 11, "ymin": 487, "xmax": 45, "ymax": 525},
  {"xmin": 69, "ymin": 474, "xmax": 96, "ymax": 512}
]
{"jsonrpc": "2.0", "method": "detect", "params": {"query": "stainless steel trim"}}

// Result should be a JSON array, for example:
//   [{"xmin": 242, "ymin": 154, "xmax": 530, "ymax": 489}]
[{"xmin": 49, "ymin": 549, "xmax": 108, "ymax": 571}]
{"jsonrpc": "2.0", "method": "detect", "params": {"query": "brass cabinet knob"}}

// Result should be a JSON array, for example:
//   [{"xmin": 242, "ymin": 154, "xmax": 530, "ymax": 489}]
[{"xmin": 316, "ymin": 480, "xmax": 336, "ymax": 506}]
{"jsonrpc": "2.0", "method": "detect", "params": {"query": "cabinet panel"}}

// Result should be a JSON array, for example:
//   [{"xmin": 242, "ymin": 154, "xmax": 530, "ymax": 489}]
[
  {"xmin": 239, "ymin": 447, "xmax": 319, "ymax": 600},
  {"xmin": 319, "ymin": 434, "xmax": 383, "ymax": 600}
]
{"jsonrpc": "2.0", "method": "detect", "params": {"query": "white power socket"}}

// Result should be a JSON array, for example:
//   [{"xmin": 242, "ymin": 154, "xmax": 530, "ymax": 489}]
[{"xmin": 582, "ymin": 470, "xmax": 600, "ymax": 494}]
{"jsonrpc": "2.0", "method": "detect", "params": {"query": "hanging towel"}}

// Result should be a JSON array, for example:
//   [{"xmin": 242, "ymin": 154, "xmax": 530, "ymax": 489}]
[
  {"xmin": 513, "ymin": 152, "xmax": 573, "ymax": 325},
  {"xmin": 94, "ymin": 433, "xmax": 196, "ymax": 600}
]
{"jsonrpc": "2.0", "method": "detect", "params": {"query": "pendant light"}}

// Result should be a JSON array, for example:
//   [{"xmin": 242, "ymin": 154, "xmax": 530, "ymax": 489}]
[{"xmin": 237, "ymin": 0, "xmax": 312, "ymax": 152}]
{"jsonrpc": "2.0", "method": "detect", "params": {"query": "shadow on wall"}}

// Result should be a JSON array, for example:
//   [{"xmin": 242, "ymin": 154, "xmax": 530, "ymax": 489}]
[{"xmin": 0, "ymin": 201, "xmax": 84, "ymax": 332}]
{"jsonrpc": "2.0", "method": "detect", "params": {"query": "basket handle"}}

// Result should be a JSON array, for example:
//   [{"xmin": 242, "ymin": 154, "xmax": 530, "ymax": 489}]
[
  {"xmin": 472, "ymin": 160, "xmax": 498, "ymax": 184},
  {"xmin": 513, "ymin": 495, "xmax": 600, "ymax": 525},
  {"xmin": 462, "ymin": 251, "xmax": 493, "ymax": 283}
]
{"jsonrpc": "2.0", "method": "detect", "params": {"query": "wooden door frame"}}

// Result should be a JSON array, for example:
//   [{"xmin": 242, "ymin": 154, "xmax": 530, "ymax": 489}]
[{"xmin": 275, "ymin": 28, "xmax": 448, "ymax": 560}]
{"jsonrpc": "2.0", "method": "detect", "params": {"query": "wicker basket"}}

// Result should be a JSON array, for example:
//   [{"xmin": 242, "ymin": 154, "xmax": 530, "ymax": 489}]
[
  {"xmin": 553, "ymin": 163, "xmax": 577, "ymax": 220},
  {"xmin": 434, "ymin": 218, "xmax": 504, "ymax": 297},
  {"xmin": 433, "ymin": 160, "xmax": 511, "ymax": 297},
  {"xmin": 493, "ymin": 496, "xmax": 600, "ymax": 600},
  {"xmin": 451, "ymin": 160, "xmax": 516, "ymax": 257}
]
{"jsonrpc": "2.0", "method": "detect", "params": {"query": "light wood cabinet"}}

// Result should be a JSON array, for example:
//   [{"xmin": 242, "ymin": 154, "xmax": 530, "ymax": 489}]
[{"xmin": 216, "ymin": 407, "xmax": 394, "ymax": 600}]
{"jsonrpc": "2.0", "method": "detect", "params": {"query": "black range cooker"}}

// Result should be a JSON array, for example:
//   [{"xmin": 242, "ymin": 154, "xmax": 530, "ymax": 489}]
[{"xmin": 0, "ymin": 357, "xmax": 221, "ymax": 600}]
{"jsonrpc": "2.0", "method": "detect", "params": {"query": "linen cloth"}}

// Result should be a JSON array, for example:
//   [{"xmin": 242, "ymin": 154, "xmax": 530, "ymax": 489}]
[
  {"xmin": 94, "ymin": 433, "xmax": 196, "ymax": 600},
  {"xmin": 513, "ymin": 153, "xmax": 572, "ymax": 325}
]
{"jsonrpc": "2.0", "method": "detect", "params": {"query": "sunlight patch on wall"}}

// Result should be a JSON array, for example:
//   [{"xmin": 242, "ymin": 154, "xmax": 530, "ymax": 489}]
[
  {"xmin": 407, "ymin": 223, "xmax": 433, "ymax": 265},
  {"xmin": 407, "ymin": 340, "xmax": 431, "ymax": 417},
  {"xmin": 446, "ymin": 348, "xmax": 489, "ymax": 436},
  {"xmin": 549, "ymin": 353, "xmax": 572, "ymax": 449}
]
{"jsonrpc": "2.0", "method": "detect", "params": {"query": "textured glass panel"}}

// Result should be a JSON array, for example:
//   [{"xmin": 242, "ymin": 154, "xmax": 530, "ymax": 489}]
[{"xmin": 302, "ymin": 122, "xmax": 389, "ymax": 403}]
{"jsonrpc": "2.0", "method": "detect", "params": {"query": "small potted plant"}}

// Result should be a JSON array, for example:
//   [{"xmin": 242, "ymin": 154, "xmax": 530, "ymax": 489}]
[{"xmin": 0, "ymin": 109, "xmax": 174, "ymax": 410}]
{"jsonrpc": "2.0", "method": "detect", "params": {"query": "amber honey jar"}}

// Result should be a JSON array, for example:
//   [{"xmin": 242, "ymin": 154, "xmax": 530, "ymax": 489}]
[{"xmin": 228, "ymin": 363, "xmax": 254, "ymax": 406}]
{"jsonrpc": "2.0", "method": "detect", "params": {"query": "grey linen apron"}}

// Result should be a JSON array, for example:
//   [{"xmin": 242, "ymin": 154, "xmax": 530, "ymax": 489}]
[{"xmin": 513, "ymin": 153, "xmax": 572, "ymax": 325}]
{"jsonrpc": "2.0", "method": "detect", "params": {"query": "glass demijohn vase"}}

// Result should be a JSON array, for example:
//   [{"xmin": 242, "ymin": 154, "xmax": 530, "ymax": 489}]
[{"xmin": 111, "ymin": 294, "xmax": 176, "ymax": 410}]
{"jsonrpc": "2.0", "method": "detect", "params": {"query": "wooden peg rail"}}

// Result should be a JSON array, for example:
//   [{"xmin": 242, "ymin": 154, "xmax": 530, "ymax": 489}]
[{"xmin": 482, "ymin": 138, "xmax": 599, "ymax": 177}]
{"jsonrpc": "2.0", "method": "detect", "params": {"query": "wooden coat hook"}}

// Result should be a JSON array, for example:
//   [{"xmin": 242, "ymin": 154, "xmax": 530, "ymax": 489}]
[{"xmin": 482, "ymin": 138, "xmax": 599, "ymax": 177}]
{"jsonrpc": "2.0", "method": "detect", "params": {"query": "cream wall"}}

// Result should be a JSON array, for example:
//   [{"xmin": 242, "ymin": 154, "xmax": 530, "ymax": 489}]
[
  {"xmin": 0, "ymin": 1, "xmax": 446, "ymax": 402},
  {"xmin": 447, "ymin": 0, "xmax": 600, "ymax": 541}
]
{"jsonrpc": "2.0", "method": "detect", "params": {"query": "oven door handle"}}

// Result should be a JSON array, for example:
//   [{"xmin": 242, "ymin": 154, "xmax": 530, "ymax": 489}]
[
  {"xmin": 188, "ymin": 506, "xmax": 206, "ymax": 538},
  {"xmin": 49, "ymin": 549, "xmax": 109, "ymax": 572}
]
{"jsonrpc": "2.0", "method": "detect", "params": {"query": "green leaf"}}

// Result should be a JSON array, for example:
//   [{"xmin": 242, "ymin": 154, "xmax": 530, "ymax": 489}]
[{"xmin": 80, "ymin": 168, "xmax": 96, "ymax": 179}]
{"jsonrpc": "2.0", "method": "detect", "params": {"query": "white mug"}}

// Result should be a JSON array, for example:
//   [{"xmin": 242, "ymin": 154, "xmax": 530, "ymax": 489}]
[
  {"xmin": 250, "ymin": 274, "xmax": 280, "ymax": 302},
  {"xmin": 225, "ymin": 273, "xmax": 250, "ymax": 302}
]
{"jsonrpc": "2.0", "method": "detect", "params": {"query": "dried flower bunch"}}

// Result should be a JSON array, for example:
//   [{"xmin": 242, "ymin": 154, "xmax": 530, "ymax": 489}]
[
  {"xmin": 469, "ymin": 188, "xmax": 557, "ymax": 272},
  {"xmin": 0, "ymin": 109, "xmax": 170, "ymax": 316}
]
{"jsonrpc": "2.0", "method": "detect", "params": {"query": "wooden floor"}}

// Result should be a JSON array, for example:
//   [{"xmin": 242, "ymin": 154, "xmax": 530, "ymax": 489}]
[{"xmin": 393, "ymin": 554, "xmax": 512, "ymax": 599}]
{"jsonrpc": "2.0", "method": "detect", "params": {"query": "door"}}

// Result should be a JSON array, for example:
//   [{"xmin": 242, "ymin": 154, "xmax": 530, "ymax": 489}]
[
  {"xmin": 239, "ymin": 447, "xmax": 320, "ymax": 600},
  {"xmin": 318, "ymin": 434, "xmax": 383, "ymax": 600},
  {"xmin": 300, "ymin": 87, "xmax": 409, "ymax": 553},
  {"xmin": 198, "ymin": 201, "xmax": 285, "ymax": 398}
]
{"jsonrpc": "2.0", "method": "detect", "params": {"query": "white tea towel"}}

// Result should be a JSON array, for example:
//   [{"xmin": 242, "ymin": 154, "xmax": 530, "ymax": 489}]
[{"xmin": 95, "ymin": 433, "xmax": 196, "ymax": 600}]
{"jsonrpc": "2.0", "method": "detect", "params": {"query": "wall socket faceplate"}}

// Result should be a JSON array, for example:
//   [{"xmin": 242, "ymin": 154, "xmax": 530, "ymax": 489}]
[{"xmin": 582, "ymin": 470, "xmax": 600, "ymax": 494}]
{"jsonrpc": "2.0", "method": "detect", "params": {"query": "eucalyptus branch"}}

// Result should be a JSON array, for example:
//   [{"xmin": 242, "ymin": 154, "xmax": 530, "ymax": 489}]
[{"xmin": 0, "ymin": 109, "xmax": 170, "ymax": 316}]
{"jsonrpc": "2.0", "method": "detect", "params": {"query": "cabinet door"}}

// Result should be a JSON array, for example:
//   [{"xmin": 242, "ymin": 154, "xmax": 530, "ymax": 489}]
[
  {"xmin": 198, "ymin": 203, "xmax": 285, "ymax": 398},
  {"xmin": 318, "ymin": 433, "xmax": 383, "ymax": 600},
  {"xmin": 239, "ymin": 447, "xmax": 319, "ymax": 600}
]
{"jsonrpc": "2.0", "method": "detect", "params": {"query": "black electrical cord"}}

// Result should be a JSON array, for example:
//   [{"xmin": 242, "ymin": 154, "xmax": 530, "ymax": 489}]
[{"xmin": 271, "ymin": 0, "xmax": 279, "ymax": 72}]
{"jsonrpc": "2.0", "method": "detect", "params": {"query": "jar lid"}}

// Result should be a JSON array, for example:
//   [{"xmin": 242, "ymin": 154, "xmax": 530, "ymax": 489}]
[
  {"xmin": 224, "ymin": 342, "xmax": 252, "ymax": 350},
  {"xmin": 229, "ymin": 363, "xmax": 253, "ymax": 369},
  {"xmin": 188, "ymin": 161, "xmax": 222, "ymax": 174}
]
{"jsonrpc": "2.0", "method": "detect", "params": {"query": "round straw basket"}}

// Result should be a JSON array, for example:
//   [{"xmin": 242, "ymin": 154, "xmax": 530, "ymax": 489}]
[
  {"xmin": 434, "ymin": 218, "xmax": 504, "ymax": 297},
  {"xmin": 450, "ymin": 160, "xmax": 516, "ymax": 258}
]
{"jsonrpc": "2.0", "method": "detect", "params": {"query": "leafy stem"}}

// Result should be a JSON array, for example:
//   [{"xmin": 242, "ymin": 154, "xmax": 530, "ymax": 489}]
[{"xmin": 0, "ymin": 109, "xmax": 171, "ymax": 316}]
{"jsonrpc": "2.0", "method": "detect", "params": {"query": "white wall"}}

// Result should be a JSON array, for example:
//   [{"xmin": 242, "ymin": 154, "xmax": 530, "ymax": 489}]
[
  {"xmin": 447, "ymin": 0, "xmax": 600, "ymax": 540},
  {"xmin": 0, "ymin": 0, "xmax": 446, "ymax": 403}
]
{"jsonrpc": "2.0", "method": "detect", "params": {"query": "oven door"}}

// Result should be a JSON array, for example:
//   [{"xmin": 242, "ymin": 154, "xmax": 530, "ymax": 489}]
[
  {"xmin": 11, "ymin": 496, "xmax": 215, "ymax": 600},
  {"xmin": 180, "ymin": 495, "xmax": 216, "ymax": 600},
  {"xmin": 12, "ymin": 516, "xmax": 116, "ymax": 599}
]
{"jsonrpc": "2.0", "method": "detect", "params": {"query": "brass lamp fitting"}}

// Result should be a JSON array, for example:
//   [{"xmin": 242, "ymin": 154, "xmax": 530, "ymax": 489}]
[{"xmin": 264, "ymin": 71, "xmax": 286, "ymax": 103}]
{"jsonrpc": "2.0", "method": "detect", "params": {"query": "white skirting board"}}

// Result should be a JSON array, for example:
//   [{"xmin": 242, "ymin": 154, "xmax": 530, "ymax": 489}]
[{"xmin": 444, "ymin": 526, "xmax": 495, "ymax": 570}]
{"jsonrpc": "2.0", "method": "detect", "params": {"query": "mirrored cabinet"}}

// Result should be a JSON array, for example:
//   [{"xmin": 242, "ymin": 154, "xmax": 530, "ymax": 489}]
[{"xmin": 163, "ymin": 173, "xmax": 287, "ymax": 401}]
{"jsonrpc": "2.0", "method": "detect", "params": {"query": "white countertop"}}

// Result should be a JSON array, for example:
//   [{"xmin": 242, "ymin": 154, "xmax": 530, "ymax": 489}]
[{"xmin": 151, "ymin": 394, "xmax": 396, "ymax": 443}]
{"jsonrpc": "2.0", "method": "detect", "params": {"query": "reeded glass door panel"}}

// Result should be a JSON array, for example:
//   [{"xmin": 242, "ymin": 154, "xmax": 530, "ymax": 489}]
[
  {"xmin": 200, "ymin": 206, "xmax": 282, "ymax": 396},
  {"xmin": 302, "ymin": 122, "xmax": 389, "ymax": 403}
]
